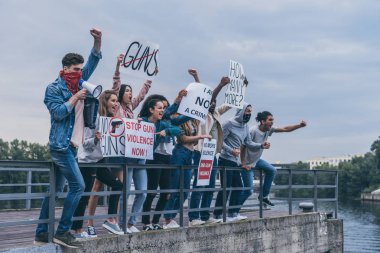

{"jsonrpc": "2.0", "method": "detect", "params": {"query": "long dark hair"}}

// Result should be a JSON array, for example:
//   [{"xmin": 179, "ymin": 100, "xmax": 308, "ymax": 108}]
[
  {"xmin": 118, "ymin": 84, "xmax": 133, "ymax": 104},
  {"xmin": 138, "ymin": 94, "xmax": 169, "ymax": 117},
  {"xmin": 139, "ymin": 99, "xmax": 162, "ymax": 118}
]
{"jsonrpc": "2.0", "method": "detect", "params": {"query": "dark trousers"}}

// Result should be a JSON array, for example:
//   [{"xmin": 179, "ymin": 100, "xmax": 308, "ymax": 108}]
[
  {"xmin": 142, "ymin": 153, "xmax": 172, "ymax": 225},
  {"xmin": 96, "ymin": 166, "xmax": 123, "ymax": 216},
  {"xmin": 71, "ymin": 167, "xmax": 96, "ymax": 230},
  {"xmin": 213, "ymin": 157, "xmax": 243, "ymax": 216}
]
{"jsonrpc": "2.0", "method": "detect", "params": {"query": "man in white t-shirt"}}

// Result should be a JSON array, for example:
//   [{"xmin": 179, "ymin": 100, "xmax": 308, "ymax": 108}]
[{"xmin": 241, "ymin": 111, "xmax": 306, "ymax": 206}]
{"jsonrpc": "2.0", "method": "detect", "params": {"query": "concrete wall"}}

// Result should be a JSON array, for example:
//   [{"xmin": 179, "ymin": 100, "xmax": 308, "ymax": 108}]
[{"xmin": 6, "ymin": 213, "xmax": 343, "ymax": 253}]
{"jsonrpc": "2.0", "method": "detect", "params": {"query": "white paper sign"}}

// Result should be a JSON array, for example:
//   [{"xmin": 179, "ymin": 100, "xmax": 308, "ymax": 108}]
[
  {"xmin": 224, "ymin": 60, "xmax": 246, "ymax": 109},
  {"xmin": 177, "ymin": 82, "xmax": 213, "ymax": 123},
  {"xmin": 124, "ymin": 119, "xmax": 155, "ymax": 160},
  {"xmin": 99, "ymin": 116, "xmax": 126, "ymax": 157},
  {"xmin": 196, "ymin": 139, "xmax": 217, "ymax": 186},
  {"xmin": 121, "ymin": 40, "xmax": 159, "ymax": 79}
]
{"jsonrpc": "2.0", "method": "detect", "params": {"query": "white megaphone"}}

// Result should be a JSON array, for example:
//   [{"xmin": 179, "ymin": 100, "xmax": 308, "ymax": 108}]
[{"xmin": 79, "ymin": 79, "xmax": 102, "ymax": 98}]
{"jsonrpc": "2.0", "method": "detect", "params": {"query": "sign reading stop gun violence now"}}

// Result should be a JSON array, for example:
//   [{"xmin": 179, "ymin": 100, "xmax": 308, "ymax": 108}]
[
  {"xmin": 99, "ymin": 117, "xmax": 155, "ymax": 159},
  {"xmin": 177, "ymin": 82, "xmax": 213, "ymax": 124},
  {"xmin": 121, "ymin": 40, "xmax": 159, "ymax": 79},
  {"xmin": 124, "ymin": 119, "xmax": 155, "ymax": 160},
  {"xmin": 224, "ymin": 60, "xmax": 246, "ymax": 109},
  {"xmin": 196, "ymin": 139, "xmax": 217, "ymax": 186}
]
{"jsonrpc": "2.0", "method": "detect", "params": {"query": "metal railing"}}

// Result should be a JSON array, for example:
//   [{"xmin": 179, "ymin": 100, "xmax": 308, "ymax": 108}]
[{"xmin": 0, "ymin": 160, "xmax": 338, "ymax": 244}]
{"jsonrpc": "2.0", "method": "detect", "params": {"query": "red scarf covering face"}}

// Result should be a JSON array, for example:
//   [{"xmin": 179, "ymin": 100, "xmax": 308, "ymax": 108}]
[{"xmin": 59, "ymin": 70, "xmax": 82, "ymax": 95}]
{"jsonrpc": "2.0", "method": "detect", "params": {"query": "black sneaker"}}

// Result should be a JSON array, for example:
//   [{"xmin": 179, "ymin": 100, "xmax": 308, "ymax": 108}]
[
  {"xmin": 53, "ymin": 231, "xmax": 81, "ymax": 248},
  {"xmin": 258, "ymin": 196, "xmax": 275, "ymax": 207},
  {"xmin": 152, "ymin": 224, "xmax": 163, "ymax": 230},
  {"xmin": 143, "ymin": 224, "xmax": 154, "ymax": 231},
  {"xmin": 34, "ymin": 232, "xmax": 48, "ymax": 245}
]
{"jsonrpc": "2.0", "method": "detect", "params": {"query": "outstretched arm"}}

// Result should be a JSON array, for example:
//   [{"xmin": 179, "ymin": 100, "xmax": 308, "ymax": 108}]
[{"xmin": 274, "ymin": 120, "xmax": 307, "ymax": 133}]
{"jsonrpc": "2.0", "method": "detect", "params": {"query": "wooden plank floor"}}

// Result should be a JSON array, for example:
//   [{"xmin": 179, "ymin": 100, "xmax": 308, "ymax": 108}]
[{"xmin": 0, "ymin": 200, "xmax": 298, "ymax": 251}]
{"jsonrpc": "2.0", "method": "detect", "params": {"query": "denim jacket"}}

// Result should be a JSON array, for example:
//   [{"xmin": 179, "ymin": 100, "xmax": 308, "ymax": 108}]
[{"xmin": 44, "ymin": 48, "xmax": 102, "ymax": 151}]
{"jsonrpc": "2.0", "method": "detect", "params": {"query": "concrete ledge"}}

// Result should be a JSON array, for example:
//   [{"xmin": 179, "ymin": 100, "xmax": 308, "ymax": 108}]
[{"xmin": 4, "ymin": 213, "xmax": 343, "ymax": 253}]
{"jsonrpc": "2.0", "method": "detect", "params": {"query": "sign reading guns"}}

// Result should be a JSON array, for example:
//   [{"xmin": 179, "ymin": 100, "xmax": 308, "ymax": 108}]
[
  {"xmin": 121, "ymin": 41, "xmax": 159, "ymax": 79},
  {"xmin": 224, "ymin": 60, "xmax": 246, "ymax": 109},
  {"xmin": 99, "ymin": 117, "xmax": 155, "ymax": 160}
]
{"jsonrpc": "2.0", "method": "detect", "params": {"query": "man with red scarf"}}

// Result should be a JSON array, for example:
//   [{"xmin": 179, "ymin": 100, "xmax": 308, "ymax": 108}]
[{"xmin": 34, "ymin": 28, "xmax": 102, "ymax": 248}]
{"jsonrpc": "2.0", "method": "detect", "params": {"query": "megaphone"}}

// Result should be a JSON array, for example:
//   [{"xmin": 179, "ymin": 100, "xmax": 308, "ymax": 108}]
[{"xmin": 79, "ymin": 79, "xmax": 102, "ymax": 98}]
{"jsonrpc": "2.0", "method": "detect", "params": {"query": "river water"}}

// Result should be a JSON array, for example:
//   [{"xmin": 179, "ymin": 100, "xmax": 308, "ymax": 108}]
[
  {"xmin": 339, "ymin": 200, "xmax": 380, "ymax": 253},
  {"xmin": 273, "ymin": 199, "xmax": 380, "ymax": 252}
]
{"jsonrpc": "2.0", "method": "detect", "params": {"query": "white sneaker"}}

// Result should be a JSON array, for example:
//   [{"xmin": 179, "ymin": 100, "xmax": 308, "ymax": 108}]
[
  {"xmin": 126, "ymin": 227, "xmax": 132, "ymax": 234},
  {"xmin": 204, "ymin": 217, "xmax": 223, "ymax": 224},
  {"xmin": 189, "ymin": 219, "xmax": 206, "ymax": 227},
  {"xmin": 163, "ymin": 220, "xmax": 180, "ymax": 229},
  {"xmin": 74, "ymin": 231, "xmax": 91, "ymax": 241},
  {"xmin": 236, "ymin": 214, "xmax": 248, "ymax": 221},
  {"xmin": 128, "ymin": 225, "xmax": 140, "ymax": 233},
  {"xmin": 226, "ymin": 216, "xmax": 239, "ymax": 222}
]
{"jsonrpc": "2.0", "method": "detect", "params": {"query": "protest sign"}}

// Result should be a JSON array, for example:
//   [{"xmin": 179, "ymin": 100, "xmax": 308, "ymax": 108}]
[
  {"xmin": 177, "ymin": 82, "xmax": 213, "ymax": 123},
  {"xmin": 224, "ymin": 60, "xmax": 246, "ymax": 109},
  {"xmin": 124, "ymin": 119, "xmax": 155, "ymax": 160},
  {"xmin": 99, "ymin": 116, "xmax": 125, "ymax": 157},
  {"xmin": 196, "ymin": 139, "xmax": 217, "ymax": 186},
  {"xmin": 121, "ymin": 40, "xmax": 159, "ymax": 79}
]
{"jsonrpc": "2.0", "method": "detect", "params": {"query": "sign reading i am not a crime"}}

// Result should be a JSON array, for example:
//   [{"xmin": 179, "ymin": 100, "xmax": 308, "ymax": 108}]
[
  {"xmin": 196, "ymin": 139, "xmax": 217, "ymax": 186},
  {"xmin": 177, "ymin": 82, "xmax": 213, "ymax": 124}
]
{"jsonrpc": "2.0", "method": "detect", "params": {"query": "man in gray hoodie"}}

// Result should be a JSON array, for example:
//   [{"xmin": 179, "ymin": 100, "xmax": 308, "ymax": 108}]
[{"xmin": 213, "ymin": 102, "xmax": 262, "ymax": 221}]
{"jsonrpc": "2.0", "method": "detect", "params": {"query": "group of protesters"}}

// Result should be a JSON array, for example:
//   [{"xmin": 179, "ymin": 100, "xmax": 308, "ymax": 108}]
[{"xmin": 34, "ymin": 28, "xmax": 307, "ymax": 248}]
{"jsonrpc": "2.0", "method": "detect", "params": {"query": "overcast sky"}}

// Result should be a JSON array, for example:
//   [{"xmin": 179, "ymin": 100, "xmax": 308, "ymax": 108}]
[{"xmin": 0, "ymin": 0, "xmax": 379, "ymax": 163}]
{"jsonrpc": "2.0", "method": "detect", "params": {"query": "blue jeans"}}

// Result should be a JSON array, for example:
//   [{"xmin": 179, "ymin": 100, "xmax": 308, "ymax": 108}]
[
  {"xmin": 164, "ymin": 145, "xmax": 193, "ymax": 220},
  {"xmin": 189, "ymin": 151, "xmax": 217, "ymax": 221},
  {"xmin": 255, "ymin": 159, "xmax": 276, "ymax": 198},
  {"xmin": 36, "ymin": 147, "xmax": 85, "ymax": 235},
  {"xmin": 121, "ymin": 158, "xmax": 147, "ymax": 226},
  {"xmin": 213, "ymin": 157, "xmax": 243, "ymax": 217},
  {"xmin": 237, "ymin": 169, "xmax": 254, "ymax": 213}
]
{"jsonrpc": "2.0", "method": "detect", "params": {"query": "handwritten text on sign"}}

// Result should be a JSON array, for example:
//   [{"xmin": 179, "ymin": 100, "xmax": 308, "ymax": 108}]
[
  {"xmin": 224, "ymin": 60, "xmax": 246, "ymax": 109},
  {"xmin": 99, "ymin": 117, "xmax": 126, "ymax": 157},
  {"xmin": 122, "ymin": 40, "xmax": 159, "ymax": 79},
  {"xmin": 196, "ymin": 139, "xmax": 217, "ymax": 186},
  {"xmin": 177, "ymin": 82, "xmax": 213, "ymax": 124},
  {"xmin": 124, "ymin": 119, "xmax": 155, "ymax": 160}
]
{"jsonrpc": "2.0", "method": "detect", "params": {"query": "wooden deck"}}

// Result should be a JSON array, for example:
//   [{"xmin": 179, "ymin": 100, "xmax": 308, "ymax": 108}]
[{"xmin": 0, "ymin": 201, "xmax": 298, "ymax": 251}]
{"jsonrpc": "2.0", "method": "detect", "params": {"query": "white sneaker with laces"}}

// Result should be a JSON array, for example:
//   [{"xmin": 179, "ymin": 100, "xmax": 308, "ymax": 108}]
[
  {"xmin": 128, "ymin": 225, "xmax": 140, "ymax": 233},
  {"xmin": 189, "ymin": 219, "xmax": 206, "ymax": 227},
  {"xmin": 204, "ymin": 217, "xmax": 223, "ymax": 224},
  {"xmin": 163, "ymin": 220, "xmax": 180, "ymax": 229},
  {"xmin": 236, "ymin": 214, "xmax": 248, "ymax": 221}
]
